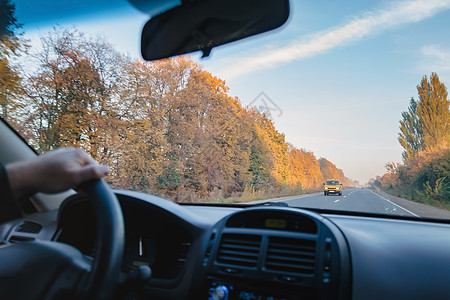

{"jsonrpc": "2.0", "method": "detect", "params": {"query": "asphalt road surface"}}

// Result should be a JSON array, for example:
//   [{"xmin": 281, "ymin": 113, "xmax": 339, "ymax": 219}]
[{"xmin": 276, "ymin": 188, "xmax": 450, "ymax": 219}]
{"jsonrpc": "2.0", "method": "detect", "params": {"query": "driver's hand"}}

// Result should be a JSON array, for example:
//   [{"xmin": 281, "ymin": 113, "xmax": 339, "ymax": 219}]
[{"xmin": 5, "ymin": 147, "xmax": 110, "ymax": 198}]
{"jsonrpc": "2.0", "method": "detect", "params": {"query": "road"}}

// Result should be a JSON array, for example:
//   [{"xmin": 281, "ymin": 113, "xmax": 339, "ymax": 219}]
[{"xmin": 273, "ymin": 188, "xmax": 450, "ymax": 219}]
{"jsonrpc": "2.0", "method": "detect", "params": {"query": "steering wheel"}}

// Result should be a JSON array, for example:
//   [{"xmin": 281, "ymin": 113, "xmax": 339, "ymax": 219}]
[{"xmin": 0, "ymin": 179, "xmax": 124, "ymax": 300}]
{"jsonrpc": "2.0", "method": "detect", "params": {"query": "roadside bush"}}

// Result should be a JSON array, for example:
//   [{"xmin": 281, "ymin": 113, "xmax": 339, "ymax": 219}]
[
  {"xmin": 378, "ymin": 148, "xmax": 450, "ymax": 205},
  {"xmin": 423, "ymin": 177, "xmax": 450, "ymax": 202},
  {"xmin": 416, "ymin": 149, "xmax": 450, "ymax": 188}
]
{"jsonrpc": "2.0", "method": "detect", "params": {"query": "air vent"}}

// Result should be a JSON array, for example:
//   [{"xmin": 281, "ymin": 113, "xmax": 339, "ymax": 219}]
[
  {"xmin": 9, "ymin": 236, "xmax": 35, "ymax": 243},
  {"xmin": 205, "ymin": 233, "xmax": 216, "ymax": 259},
  {"xmin": 216, "ymin": 234, "xmax": 261, "ymax": 267},
  {"xmin": 265, "ymin": 237, "xmax": 316, "ymax": 275},
  {"xmin": 15, "ymin": 221, "xmax": 42, "ymax": 234}
]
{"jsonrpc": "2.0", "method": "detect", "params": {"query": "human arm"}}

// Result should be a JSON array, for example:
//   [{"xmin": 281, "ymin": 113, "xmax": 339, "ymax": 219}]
[{"xmin": 5, "ymin": 147, "xmax": 110, "ymax": 200}]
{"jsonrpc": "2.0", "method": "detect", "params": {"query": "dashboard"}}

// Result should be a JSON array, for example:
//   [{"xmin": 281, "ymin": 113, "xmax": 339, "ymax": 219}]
[{"xmin": 1, "ymin": 190, "xmax": 450, "ymax": 300}]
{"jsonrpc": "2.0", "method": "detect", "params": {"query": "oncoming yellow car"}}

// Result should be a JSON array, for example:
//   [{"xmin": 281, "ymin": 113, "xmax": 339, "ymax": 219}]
[{"xmin": 323, "ymin": 179, "xmax": 343, "ymax": 196}]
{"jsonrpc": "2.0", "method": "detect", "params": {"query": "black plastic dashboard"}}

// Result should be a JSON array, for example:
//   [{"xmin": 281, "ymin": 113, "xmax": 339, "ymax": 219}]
[
  {"xmin": 203, "ymin": 208, "xmax": 350, "ymax": 300},
  {"xmin": 1, "ymin": 190, "xmax": 450, "ymax": 300}
]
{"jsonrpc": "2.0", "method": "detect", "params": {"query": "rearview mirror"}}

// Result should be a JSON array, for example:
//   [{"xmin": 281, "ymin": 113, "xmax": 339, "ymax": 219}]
[{"xmin": 141, "ymin": 0, "xmax": 290, "ymax": 61}]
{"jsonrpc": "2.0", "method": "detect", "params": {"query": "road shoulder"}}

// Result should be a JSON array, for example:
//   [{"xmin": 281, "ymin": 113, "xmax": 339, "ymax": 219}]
[{"xmin": 371, "ymin": 189, "xmax": 450, "ymax": 219}]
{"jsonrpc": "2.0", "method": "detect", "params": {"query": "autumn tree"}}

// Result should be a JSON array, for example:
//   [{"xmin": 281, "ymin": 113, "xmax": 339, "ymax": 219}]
[
  {"xmin": 0, "ymin": 0, "xmax": 26, "ymax": 121},
  {"xmin": 416, "ymin": 73, "xmax": 450, "ymax": 150},
  {"xmin": 286, "ymin": 145, "xmax": 323, "ymax": 189},
  {"xmin": 114, "ymin": 57, "xmax": 191, "ymax": 192},
  {"xmin": 319, "ymin": 158, "xmax": 350, "ymax": 185},
  {"xmin": 249, "ymin": 108, "xmax": 288, "ymax": 186},
  {"xmin": 110, "ymin": 56, "xmax": 255, "ymax": 196},
  {"xmin": 22, "ymin": 28, "xmax": 123, "ymax": 157},
  {"xmin": 248, "ymin": 129, "xmax": 272, "ymax": 189},
  {"xmin": 162, "ymin": 61, "xmax": 253, "ymax": 196},
  {"xmin": 399, "ymin": 73, "xmax": 450, "ymax": 161},
  {"xmin": 398, "ymin": 98, "xmax": 422, "ymax": 160}
]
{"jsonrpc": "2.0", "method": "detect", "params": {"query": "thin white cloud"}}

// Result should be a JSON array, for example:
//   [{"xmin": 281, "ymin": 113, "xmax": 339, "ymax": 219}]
[
  {"xmin": 219, "ymin": 0, "xmax": 450, "ymax": 79},
  {"xmin": 421, "ymin": 44, "xmax": 450, "ymax": 71}
]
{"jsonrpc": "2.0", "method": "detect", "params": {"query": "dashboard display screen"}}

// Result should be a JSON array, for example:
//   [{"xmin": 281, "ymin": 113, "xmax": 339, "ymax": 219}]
[
  {"xmin": 265, "ymin": 218, "xmax": 287, "ymax": 229},
  {"xmin": 226, "ymin": 210, "xmax": 317, "ymax": 233}
]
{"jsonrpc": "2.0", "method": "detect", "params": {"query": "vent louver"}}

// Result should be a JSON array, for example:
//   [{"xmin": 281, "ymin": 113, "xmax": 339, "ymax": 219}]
[
  {"xmin": 15, "ymin": 221, "xmax": 42, "ymax": 234},
  {"xmin": 265, "ymin": 237, "xmax": 316, "ymax": 275},
  {"xmin": 9, "ymin": 236, "xmax": 35, "ymax": 243},
  {"xmin": 216, "ymin": 234, "xmax": 261, "ymax": 267}
]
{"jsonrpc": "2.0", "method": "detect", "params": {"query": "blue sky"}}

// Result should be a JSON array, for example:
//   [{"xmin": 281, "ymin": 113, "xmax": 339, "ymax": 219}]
[{"xmin": 14, "ymin": 0, "xmax": 450, "ymax": 184}]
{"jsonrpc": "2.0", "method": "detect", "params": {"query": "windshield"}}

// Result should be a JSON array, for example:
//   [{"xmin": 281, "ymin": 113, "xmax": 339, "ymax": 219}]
[
  {"xmin": 1, "ymin": 0, "xmax": 449, "ymax": 219},
  {"xmin": 326, "ymin": 181, "xmax": 340, "ymax": 185}
]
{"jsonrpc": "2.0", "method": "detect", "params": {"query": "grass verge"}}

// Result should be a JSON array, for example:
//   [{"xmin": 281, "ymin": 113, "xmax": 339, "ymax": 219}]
[{"xmin": 173, "ymin": 186, "xmax": 323, "ymax": 204}]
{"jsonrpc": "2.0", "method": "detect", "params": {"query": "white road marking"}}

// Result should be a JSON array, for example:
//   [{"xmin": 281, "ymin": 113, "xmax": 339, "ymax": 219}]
[
  {"xmin": 343, "ymin": 196, "xmax": 347, "ymax": 198},
  {"xmin": 334, "ymin": 199, "xmax": 340, "ymax": 203},
  {"xmin": 368, "ymin": 190, "xmax": 420, "ymax": 217}
]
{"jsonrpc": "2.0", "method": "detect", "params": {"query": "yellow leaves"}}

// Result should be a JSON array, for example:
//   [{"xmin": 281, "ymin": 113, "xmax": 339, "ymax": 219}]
[
  {"xmin": 400, "ymin": 73, "xmax": 450, "ymax": 160},
  {"xmin": 385, "ymin": 162, "xmax": 401, "ymax": 175}
]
